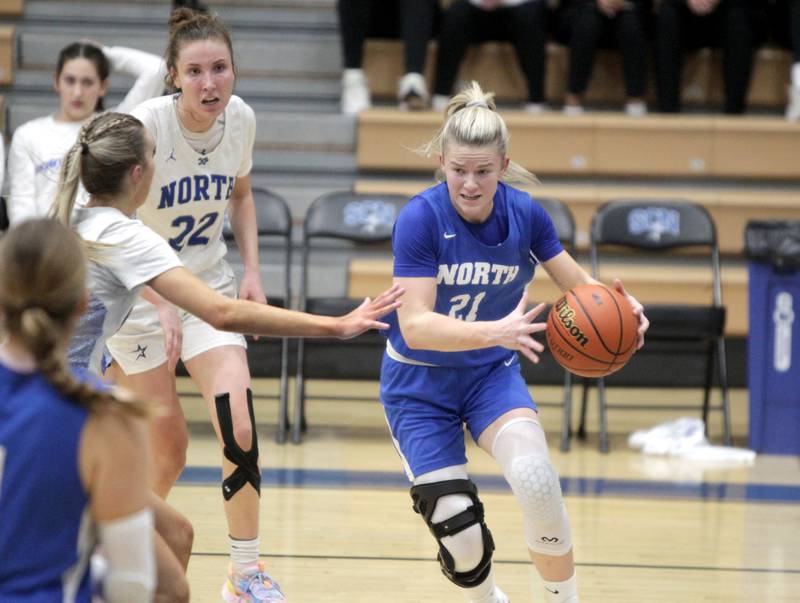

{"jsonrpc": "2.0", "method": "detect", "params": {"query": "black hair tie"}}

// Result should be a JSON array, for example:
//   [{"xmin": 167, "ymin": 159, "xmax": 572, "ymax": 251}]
[{"xmin": 80, "ymin": 142, "xmax": 89, "ymax": 155}]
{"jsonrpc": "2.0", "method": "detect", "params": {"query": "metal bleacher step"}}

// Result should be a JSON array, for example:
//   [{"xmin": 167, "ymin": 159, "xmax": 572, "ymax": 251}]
[
  {"xmin": 6, "ymin": 69, "xmax": 340, "ymax": 111},
  {"xmin": 20, "ymin": 0, "xmax": 338, "ymax": 34},
  {"xmin": 3, "ymin": 0, "xmax": 359, "ymax": 228},
  {"xmin": 17, "ymin": 29, "xmax": 342, "ymax": 77}
]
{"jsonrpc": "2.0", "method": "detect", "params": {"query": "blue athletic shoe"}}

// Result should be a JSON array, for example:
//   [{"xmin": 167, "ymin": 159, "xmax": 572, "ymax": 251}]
[{"xmin": 221, "ymin": 562, "xmax": 286, "ymax": 602}]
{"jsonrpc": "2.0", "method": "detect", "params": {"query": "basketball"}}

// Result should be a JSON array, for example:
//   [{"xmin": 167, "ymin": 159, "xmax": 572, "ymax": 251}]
[{"xmin": 546, "ymin": 283, "xmax": 639, "ymax": 378}]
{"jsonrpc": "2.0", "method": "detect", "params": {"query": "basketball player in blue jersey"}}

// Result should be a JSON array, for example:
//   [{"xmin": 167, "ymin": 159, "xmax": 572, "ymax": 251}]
[
  {"xmin": 0, "ymin": 219, "xmax": 156, "ymax": 603},
  {"xmin": 381, "ymin": 81, "xmax": 649, "ymax": 603}
]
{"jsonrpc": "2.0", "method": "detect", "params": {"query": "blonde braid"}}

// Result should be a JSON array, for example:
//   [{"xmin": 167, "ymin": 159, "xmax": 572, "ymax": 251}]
[{"xmin": 0, "ymin": 219, "xmax": 149, "ymax": 417}]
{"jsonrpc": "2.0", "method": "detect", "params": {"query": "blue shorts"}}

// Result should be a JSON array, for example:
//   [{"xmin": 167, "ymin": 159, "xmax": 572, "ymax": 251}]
[{"xmin": 380, "ymin": 351, "xmax": 536, "ymax": 479}]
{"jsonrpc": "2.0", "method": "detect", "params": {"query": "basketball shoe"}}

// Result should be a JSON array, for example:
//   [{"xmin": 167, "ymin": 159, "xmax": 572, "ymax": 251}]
[{"xmin": 221, "ymin": 562, "xmax": 286, "ymax": 602}]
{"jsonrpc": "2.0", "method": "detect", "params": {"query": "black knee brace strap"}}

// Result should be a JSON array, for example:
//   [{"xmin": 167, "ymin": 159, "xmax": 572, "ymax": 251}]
[
  {"xmin": 410, "ymin": 479, "xmax": 495, "ymax": 589},
  {"xmin": 215, "ymin": 389, "xmax": 260, "ymax": 501}
]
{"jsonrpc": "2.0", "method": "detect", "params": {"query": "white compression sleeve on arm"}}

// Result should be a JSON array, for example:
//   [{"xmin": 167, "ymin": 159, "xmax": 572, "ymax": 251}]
[{"xmin": 98, "ymin": 508, "xmax": 156, "ymax": 603}]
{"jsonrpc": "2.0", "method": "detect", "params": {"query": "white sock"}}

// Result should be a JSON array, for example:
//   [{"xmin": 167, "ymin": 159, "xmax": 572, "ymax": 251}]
[
  {"xmin": 792, "ymin": 63, "xmax": 800, "ymax": 89},
  {"xmin": 229, "ymin": 536, "xmax": 260, "ymax": 573},
  {"xmin": 542, "ymin": 571, "xmax": 578, "ymax": 603}
]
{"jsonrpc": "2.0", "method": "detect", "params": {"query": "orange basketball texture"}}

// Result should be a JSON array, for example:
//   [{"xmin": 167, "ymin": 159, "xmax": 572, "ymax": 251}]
[{"xmin": 546, "ymin": 284, "xmax": 639, "ymax": 378}]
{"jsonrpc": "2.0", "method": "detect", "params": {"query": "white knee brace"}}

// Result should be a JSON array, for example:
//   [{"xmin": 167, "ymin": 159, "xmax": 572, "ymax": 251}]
[{"xmin": 491, "ymin": 419, "xmax": 573, "ymax": 556}]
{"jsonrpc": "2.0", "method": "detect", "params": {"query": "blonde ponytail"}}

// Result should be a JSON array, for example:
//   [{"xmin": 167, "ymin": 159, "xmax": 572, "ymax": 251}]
[
  {"xmin": 419, "ymin": 81, "xmax": 539, "ymax": 186},
  {"xmin": 50, "ymin": 112, "xmax": 148, "ymax": 259}
]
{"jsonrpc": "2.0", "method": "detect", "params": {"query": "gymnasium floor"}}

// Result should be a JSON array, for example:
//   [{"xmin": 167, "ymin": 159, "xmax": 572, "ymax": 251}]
[{"xmin": 171, "ymin": 378, "xmax": 800, "ymax": 603}]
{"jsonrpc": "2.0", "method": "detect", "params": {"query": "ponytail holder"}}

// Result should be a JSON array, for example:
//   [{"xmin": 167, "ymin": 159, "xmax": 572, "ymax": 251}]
[
  {"xmin": 466, "ymin": 100, "xmax": 489, "ymax": 109},
  {"xmin": 80, "ymin": 142, "xmax": 89, "ymax": 155}
]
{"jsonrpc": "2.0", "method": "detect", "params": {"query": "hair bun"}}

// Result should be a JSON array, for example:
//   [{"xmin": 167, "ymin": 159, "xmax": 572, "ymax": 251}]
[{"xmin": 169, "ymin": 7, "xmax": 197, "ymax": 34}]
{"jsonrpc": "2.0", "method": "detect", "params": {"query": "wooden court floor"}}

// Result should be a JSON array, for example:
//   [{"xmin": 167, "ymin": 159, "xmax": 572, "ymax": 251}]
[{"xmin": 170, "ymin": 378, "xmax": 800, "ymax": 603}]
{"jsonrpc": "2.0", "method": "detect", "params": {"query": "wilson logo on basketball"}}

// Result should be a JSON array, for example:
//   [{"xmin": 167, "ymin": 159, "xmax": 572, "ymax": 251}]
[{"xmin": 555, "ymin": 299, "xmax": 589, "ymax": 347}]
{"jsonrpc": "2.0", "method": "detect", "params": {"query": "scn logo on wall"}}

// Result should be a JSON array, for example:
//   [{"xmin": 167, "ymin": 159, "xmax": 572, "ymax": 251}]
[
  {"xmin": 343, "ymin": 199, "xmax": 398, "ymax": 235},
  {"xmin": 627, "ymin": 207, "xmax": 680, "ymax": 242}
]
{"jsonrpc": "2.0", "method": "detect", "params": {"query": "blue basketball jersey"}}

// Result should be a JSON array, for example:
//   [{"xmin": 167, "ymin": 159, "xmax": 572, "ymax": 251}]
[
  {"xmin": 386, "ymin": 181, "xmax": 554, "ymax": 367},
  {"xmin": 0, "ymin": 363, "xmax": 93, "ymax": 603}
]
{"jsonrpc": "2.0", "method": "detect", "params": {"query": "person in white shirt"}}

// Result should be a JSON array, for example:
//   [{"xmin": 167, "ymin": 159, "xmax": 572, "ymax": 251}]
[
  {"xmin": 53, "ymin": 109, "xmax": 402, "ymax": 603},
  {"xmin": 102, "ymin": 12, "xmax": 403, "ymax": 598},
  {"xmin": 6, "ymin": 41, "xmax": 165, "ymax": 226}
]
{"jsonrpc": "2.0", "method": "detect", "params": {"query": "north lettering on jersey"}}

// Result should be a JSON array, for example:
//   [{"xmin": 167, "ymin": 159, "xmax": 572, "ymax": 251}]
[
  {"xmin": 437, "ymin": 262, "xmax": 520, "ymax": 286},
  {"xmin": 158, "ymin": 174, "xmax": 236, "ymax": 209}
]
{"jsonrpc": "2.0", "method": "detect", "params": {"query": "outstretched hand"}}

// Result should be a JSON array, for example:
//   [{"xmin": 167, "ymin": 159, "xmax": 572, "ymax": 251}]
[
  {"xmin": 491, "ymin": 291, "xmax": 548, "ymax": 364},
  {"xmin": 613, "ymin": 278, "xmax": 649, "ymax": 349},
  {"xmin": 335, "ymin": 284, "xmax": 405, "ymax": 339}
]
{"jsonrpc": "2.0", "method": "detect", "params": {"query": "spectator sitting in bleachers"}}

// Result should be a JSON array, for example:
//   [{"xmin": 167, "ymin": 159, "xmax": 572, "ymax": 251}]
[
  {"xmin": 767, "ymin": 0, "xmax": 800, "ymax": 120},
  {"xmin": 553, "ymin": 0, "xmax": 651, "ymax": 116},
  {"xmin": 6, "ymin": 41, "xmax": 165, "ymax": 227},
  {"xmin": 654, "ymin": 0, "xmax": 767, "ymax": 114},
  {"xmin": 431, "ymin": 0, "xmax": 552, "ymax": 113},
  {"xmin": 338, "ymin": 0, "xmax": 438, "ymax": 114}
]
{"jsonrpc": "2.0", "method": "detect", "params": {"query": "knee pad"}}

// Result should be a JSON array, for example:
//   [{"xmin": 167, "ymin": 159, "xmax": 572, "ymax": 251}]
[
  {"xmin": 215, "ymin": 389, "xmax": 260, "ymax": 500},
  {"xmin": 492, "ymin": 419, "xmax": 572, "ymax": 556},
  {"xmin": 410, "ymin": 478, "xmax": 495, "ymax": 589}
]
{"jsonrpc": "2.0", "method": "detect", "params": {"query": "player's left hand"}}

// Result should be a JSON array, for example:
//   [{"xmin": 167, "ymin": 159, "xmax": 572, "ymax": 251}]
[
  {"xmin": 613, "ymin": 278, "xmax": 649, "ymax": 349},
  {"xmin": 335, "ymin": 284, "xmax": 405, "ymax": 339},
  {"xmin": 239, "ymin": 270, "xmax": 267, "ymax": 339}
]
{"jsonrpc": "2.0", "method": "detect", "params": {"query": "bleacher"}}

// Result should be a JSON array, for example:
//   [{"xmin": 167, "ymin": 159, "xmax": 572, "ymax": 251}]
[{"xmin": 1, "ymin": 0, "xmax": 798, "ymax": 392}]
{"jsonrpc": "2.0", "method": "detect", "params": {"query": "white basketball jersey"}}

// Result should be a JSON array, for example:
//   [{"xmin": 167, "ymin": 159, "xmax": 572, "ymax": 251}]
[
  {"xmin": 131, "ymin": 94, "xmax": 256, "ymax": 274},
  {"xmin": 68, "ymin": 206, "xmax": 182, "ymax": 373}
]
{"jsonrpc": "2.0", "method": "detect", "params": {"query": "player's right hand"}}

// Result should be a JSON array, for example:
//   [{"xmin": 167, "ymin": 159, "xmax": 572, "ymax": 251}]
[{"xmin": 491, "ymin": 291, "xmax": 547, "ymax": 364}]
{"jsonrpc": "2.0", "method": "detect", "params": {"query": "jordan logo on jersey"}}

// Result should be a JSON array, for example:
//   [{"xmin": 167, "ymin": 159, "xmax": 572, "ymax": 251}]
[
  {"xmin": 437, "ymin": 262, "xmax": 520, "ymax": 286},
  {"xmin": 198, "ymin": 156, "xmax": 209, "ymax": 166},
  {"xmin": 158, "ymin": 174, "xmax": 236, "ymax": 209}
]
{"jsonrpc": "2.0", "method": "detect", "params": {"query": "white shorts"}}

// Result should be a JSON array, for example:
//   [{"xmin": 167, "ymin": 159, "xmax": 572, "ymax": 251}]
[{"xmin": 106, "ymin": 260, "xmax": 246, "ymax": 375}]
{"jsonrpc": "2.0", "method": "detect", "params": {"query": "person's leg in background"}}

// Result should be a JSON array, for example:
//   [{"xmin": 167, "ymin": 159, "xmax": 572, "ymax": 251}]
[
  {"xmin": 432, "ymin": 0, "xmax": 484, "ymax": 111},
  {"xmin": 719, "ymin": 0, "xmax": 764, "ymax": 114},
  {"xmin": 397, "ymin": 0, "xmax": 438, "ymax": 109},
  {"xmin": 338, "ymin": 0, "xmax": 374, "ymax": 114},
  {"xmin": 655, "ymin": 0, "xmax": 688, "ymax": 112},
  {"xmin": 615, "ymin": 0, "xmax": 649, "ymax": 115},
  {"xmin": 556, "ymin": 0, "xmax": 604, "ymax": 115},
  {"xmin": 503, "ymin": 0, "xmax": 551, "ymax": 113}
]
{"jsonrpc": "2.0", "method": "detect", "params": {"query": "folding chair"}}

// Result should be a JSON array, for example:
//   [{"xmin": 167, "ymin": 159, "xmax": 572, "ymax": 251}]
[
  {"xmin": 580, "ymin": 200, "xmax": 731, "ymax": 453},
  {"xmin": 293, "ymin": 191, "xmax": 409, "ymax": 444},
  {"xmin": 222, "ymin": 187, "xmax": 293, "ymax": 443},
  {"xmin": 532, "ymin": 197, "xmax": 578, "ymax": 452}
]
